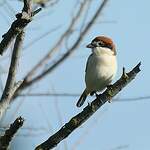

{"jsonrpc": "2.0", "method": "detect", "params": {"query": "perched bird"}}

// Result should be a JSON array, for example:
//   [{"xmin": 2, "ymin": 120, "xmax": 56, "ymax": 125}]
[{"xmin": 76, "ymin": 36, "xmax": 117, "ymax": 107}]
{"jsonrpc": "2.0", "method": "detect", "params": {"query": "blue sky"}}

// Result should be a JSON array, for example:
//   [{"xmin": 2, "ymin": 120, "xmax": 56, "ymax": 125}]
[{"xmin": 0, "ymin": 0, "xmax": 150, "ymax": 150}]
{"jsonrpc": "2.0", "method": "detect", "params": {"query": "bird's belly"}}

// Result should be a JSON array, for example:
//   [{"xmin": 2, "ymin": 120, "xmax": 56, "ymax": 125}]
[
  {"xmin": 85, "ymin": 56, "xmax": 117, "ymax": 92},
  {"xmin": 85, "ymin": 68, "xmax": 113, "ymax": 92}
]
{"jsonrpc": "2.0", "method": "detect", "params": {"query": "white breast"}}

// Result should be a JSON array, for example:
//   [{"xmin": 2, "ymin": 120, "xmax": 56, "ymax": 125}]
[{"xmin": 85, "ymin": 47, "xmax": 117, "ymax": 93}]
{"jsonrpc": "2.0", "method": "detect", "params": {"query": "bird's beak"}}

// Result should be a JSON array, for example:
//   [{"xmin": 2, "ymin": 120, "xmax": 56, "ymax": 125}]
[{"xmin": 86, "ymin": 43, "xmax": 94, "ymax": 48}]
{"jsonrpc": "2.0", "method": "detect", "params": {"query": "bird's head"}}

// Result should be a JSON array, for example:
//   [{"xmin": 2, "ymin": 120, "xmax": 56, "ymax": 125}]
[{"xmin": 86, "ymin": 36, "xmax": 116, "ymax": 56}]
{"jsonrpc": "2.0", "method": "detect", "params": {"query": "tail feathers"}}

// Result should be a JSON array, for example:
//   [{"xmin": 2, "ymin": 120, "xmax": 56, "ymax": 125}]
[{"xmin": 76, "ymin": 90, "xmax": 87, "ymax": 107}]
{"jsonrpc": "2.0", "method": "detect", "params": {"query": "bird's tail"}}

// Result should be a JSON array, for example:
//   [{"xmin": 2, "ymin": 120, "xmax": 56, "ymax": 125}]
[{"xmin": 76, "ymin": 89, "xmax": 88, "ymax": 107}]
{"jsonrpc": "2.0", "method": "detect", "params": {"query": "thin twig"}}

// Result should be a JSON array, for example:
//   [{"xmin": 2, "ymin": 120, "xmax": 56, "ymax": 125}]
[{"xmin": 35, "ymin": 62, "xmax": 141, "ymax": 150}]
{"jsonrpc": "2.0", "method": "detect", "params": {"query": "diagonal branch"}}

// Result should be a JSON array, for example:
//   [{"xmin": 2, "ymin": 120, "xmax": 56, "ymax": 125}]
[
  {"xmin": 0, "ymin": 116, "xmax": 24, "ymax": 150},
  {"xmin": 35, "ymin": 62, "xmax": 141, "ymax": 150},
  {"xmin": 0, "ymin": 0, "xmax": 41, "ymax": 55}
]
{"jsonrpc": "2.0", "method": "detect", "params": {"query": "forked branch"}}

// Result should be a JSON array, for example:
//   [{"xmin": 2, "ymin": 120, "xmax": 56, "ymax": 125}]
[{"xmin": 0, "ymin": 0, "xmax": 41, "ymax": 55}]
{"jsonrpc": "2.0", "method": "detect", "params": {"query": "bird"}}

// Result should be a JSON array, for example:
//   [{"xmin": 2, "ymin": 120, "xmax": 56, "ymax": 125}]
[{"xmin": 76, "ymin": 36, "xmax": 117, "ymax": 107}]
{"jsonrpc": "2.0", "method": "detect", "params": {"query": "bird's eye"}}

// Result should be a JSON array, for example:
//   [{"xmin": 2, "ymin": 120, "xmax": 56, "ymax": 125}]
[
  {"xmin": 97, "ymin": 41, "xmax": 105, "ymax": 47},
  {"xmin": 91, "ymin": 40, "xmax": 106, "ymax": 47}
]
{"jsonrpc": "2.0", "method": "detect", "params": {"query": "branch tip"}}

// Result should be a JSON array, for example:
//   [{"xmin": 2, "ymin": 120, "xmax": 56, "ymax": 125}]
[
  {"xmin": 16, "ymin": 116, "xmax": 24, "ymax": 125},
  {"xmin": 135, "ymin": 61, "xmax": 141, "ymax": 72},
  {"xmin": 0, "ymin": 116, "xmax": 24, "ymax": 149},
  {"xmin": 32, "ymin": 8, "xmax": 42, "ymax": 16}
]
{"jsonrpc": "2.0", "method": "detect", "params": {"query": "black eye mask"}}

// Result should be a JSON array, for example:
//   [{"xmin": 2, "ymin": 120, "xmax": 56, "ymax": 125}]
[{"xmin": 92, "ymin": 41, "xmax": 113, "ymax": 50}]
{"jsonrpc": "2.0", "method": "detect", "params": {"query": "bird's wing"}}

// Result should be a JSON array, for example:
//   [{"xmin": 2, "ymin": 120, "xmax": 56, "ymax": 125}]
[{"xmin": 85, "ymin": 54, "xmax": 93, "ymax": 72}]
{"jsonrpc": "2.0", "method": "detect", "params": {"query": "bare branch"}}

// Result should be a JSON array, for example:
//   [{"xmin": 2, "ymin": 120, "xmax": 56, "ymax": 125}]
[
  {"xmin": 23, "ymin": 0, "xmax": 88, "ymax": 81},
  {"xmin": 35, "ymin": 62, "xmax": 141, "ymax": 150},
  {"xmin": 1, "ymin": 33, "xmax": 24, "ymax": 101},
  {"xmin": 22, "ymin": 0, "xmax": 32, "ymax": 14},
  {"xmin": 0, "ymin": 0, "xmax": 41, "ymax": 55},
  {"xmin": 12, "ymin": 0, "xmax": 109, "ymax": 100},
  {"xmin": 27, "ymin": 0, "xmax": 109, "ymax": 83},
  {"xmin": 0, "ymin": 116, "xmax": 24, "ymax": 150},
  {"xmin": 71, "ymin": 109, "xmax": 107, "ymax": 150},
  {"xmin": 0, "ymin": 32, "xmax": 24, "ymax": 119}
]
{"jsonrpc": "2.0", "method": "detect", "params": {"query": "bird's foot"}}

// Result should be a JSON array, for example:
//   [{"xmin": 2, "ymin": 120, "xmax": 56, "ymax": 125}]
[
  {"xmin": 107, "ymin": 84, "xmax": 114, "ymax": 103},
  {"xmin": 95, "ymin": 93, "xmax": 104, "ymax": 104},
  {"xmin": 90, "ymin": 91, "xmax": 95, "ymax": 96},
  {"xmin": 107, "ymin": 84, "xmax": 113, "ymax": 89}
]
